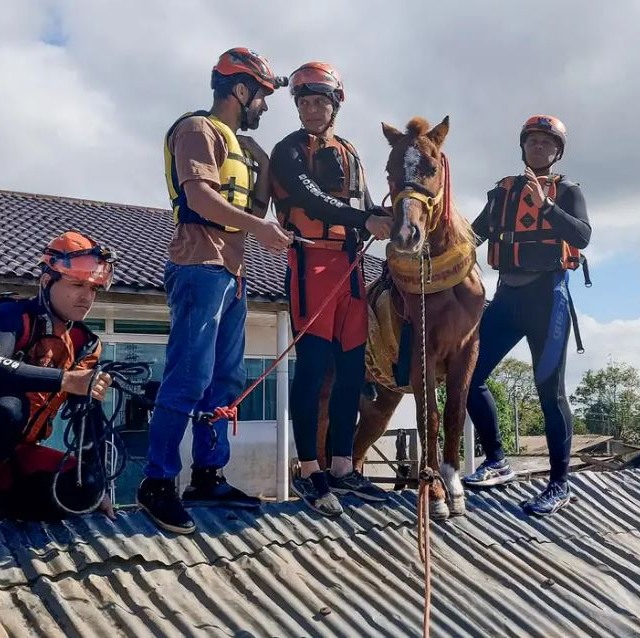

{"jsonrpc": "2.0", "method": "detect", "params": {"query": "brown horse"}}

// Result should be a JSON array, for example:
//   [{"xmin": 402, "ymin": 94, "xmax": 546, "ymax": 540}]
[{"xmin": 349, "ymin": 116, "xmax": 485, "ymax": 519}]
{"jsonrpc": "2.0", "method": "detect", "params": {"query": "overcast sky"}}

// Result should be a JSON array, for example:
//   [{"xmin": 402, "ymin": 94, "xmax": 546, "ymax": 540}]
[{"xmin": 1, "ymin": 0, "xmax": 638, "ymax": 391}]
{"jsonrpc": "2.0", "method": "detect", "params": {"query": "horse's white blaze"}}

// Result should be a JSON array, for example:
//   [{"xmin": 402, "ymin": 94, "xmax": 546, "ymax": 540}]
[
  {"xmin": 398, "ymin": 199, "xmax": 413, "ymax": 242},
  {"xmin": 397, "ymin": 144, "xmax": 421, "ymax": 243},
  {"xmin": 441, "ymin": 462, "xmax": 464, "ymax": 496},
  {"xmin": 404, "ymin": 144, "xmax": 421, "ymax": 182}
]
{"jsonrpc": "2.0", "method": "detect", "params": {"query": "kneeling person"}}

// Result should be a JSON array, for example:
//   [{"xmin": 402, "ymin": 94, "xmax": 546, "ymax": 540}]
[{"xmin": 0, "ymin": 231, "xmax": 115, "ymax": 520}]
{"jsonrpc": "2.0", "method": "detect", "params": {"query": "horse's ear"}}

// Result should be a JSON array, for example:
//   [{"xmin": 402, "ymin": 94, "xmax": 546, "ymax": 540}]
[
  {"xmin": 427, "ymin": 116, "xmax": 450, "ymax": 147},
  {"xmin": 382, "ymin": 122, "xmax": 404, "ymax": 146}
]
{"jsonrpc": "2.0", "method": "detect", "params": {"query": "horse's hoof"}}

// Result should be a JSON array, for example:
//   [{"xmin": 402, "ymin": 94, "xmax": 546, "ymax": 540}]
[
  {"xmin": 448, "ymin": 495, "xmax": 466, "ymax": 517},
  {"xmin": 429, "ymin": 499, "xmax": 450, "ymax": 520}
]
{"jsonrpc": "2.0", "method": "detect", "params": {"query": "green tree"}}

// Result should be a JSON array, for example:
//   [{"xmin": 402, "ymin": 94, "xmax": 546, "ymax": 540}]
[
  {"xmin": 486, "ymin": 377, "xmax": 516, "ymax": 453},
  {"xmin": 570, "ymin": 361, "xmax": 640, "ymax": 443},
  {"xmin": 435, "ymin": 383, "xmax": 514, "ymax": 453},
  {"xmin": 491, "ymin": 358, "xmax": 544, "ymax": 440}
]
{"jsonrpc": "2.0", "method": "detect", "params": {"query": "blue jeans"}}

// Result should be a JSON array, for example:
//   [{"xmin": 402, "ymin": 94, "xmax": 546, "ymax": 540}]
[{"xmin": 144, "ymin": 262, "xmax": 247, "ymax": 479}]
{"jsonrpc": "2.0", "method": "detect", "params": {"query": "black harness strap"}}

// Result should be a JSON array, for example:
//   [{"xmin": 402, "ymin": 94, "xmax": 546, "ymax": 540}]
[
  {"xmin": 567, "ymin": 288, "xmax": 584, "ymax": 354},
  {"xmin": 294, "ymin": 240, "xmax": 308, "ymax": 317}
]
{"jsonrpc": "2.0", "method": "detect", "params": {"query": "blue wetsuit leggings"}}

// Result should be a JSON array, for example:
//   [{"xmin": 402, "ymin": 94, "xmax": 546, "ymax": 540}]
[{"xmin": 467, "ymin": 271, "xmax": 573, "ymax": 483}]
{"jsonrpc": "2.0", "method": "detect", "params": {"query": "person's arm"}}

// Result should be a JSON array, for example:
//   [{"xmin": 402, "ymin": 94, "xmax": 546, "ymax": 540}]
[
  {"xmin": 0, "ymin": 329, "xmax": 63, "ymax": 393},
  {"xmin": 542, "ymin": 183, "xmax": 591, "ymax": 249},
  {"xmin": 173, "ymin": 122, "xmax": 266, "ymax": 234},
  {"xmin": 182, "ymin": 181, "xmax": 265, "ymax": 233},
  {"xmin": 173, "ymin": 119, "xmax": 290, "ymax": 252},
  {"xmin": 471, "ymin": 201, "xmax": 491, "ymax": 247},
  {"xmin": 271, "ymin": 139, "xmax": 373, "ymax": 229}
]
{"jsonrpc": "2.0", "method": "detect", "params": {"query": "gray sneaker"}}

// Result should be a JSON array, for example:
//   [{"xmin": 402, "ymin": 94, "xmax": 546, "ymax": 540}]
[
  {"xmin": 291, "ymin": 471, "xmax": 343, "ymax": 517},
  {"xmin": 463, "ymin": 458, "xmax": 515, "ymax": 488},
  {"xmin": 327, "ymin": 470, "xmax": 388, "ymax": 502}
]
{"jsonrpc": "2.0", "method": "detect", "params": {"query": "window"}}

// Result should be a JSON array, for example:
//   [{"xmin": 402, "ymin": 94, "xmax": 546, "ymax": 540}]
[
  {"xmin": 107, "ymin": 342, "xmax": 167, "ymax": 431},
  {"xmin": 237, "ymin": 358, "xmax": 295, "ymax": 421},
  {"xmin": 84, "ymin": 318, "xmax": 106, "ymax": 332},
  {"xmin": 113, "ymin": 319, "xmax": 170, "ymax": 335},
  {"xmin": 102, "ymin": 342, "xmax": 167, "ymax": 506}
]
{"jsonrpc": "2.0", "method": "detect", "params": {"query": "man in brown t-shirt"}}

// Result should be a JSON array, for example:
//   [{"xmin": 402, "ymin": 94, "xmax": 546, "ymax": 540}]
[{"xmin": 137, "ymin": 48, "xmax": 292, "ymax": 534}]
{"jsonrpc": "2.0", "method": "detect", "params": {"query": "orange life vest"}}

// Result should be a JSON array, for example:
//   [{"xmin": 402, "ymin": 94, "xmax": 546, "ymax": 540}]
[
  {"xmin": 487, "ymin": 175, "xmax": 583, "ymax": 273},
  {"xmin": 272, "ymin": 133, "xmax": 367, "ymax": 250},
  {"xmin": 15, "ymin": 312, "xmax": 101, "ymax": 443}
]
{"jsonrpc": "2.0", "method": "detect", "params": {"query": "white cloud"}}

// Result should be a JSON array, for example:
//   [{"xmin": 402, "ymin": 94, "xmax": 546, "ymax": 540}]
[
  {"xmin": 0, "ymin": 0, "xmax": 638, "ymax": 382},
  {"xmin": 503, "ymin": 314, "xmax": 640, "ymax": 394}
]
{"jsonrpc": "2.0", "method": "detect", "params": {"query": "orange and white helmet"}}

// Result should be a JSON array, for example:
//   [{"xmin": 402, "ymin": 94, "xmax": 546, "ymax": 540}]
[
  {"xmin": 520, "ymin": 115, "xmax": 567, "ymax": 159},
  {"xmin": 289, "ymin": 62, "xmax": 345, "ymax": 104},
  {"xmin": 39, "ymin": 231, "xmax": 117, "ymax": 291},
  {"xmin": 211, "ymin": 47, "xmax": 287, "ymax": 94}
]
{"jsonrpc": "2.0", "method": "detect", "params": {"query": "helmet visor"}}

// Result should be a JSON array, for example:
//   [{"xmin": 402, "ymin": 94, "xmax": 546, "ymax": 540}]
[
  {"xmin": 290, "ymin": 67, "xmax": 341, "ymax": 93},
  {"xmin": 44, "ymin": 247, "xmax": 116, "ymax": 290},
  {"xmin": 54, "ymin": 255, "xmax": 115, "ymax": 290}
]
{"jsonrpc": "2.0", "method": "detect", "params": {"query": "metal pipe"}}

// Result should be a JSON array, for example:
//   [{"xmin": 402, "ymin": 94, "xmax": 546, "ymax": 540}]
[
  {"xmin": 276, "ymin": 311, "xmax": 290, "ymax": 501},
  {"xmin": 464, "ymin": 411, "xmax": 475, "ymax": 475}
]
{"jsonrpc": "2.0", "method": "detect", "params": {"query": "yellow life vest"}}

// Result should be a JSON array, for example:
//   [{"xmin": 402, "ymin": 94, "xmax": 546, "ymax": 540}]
[{"xmin": 164, "ymin": 111, "xmax": 256, "ymax": 232}]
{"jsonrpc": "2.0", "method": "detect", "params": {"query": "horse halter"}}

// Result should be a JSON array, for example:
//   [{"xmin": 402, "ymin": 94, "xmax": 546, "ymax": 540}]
[
  {"xmin": 392, "ymin": 184, "xmax": 445, "ymax": 236},
  {"xmin": 390, "ymin": 153, "xmax": 451, "ymax": 238}
]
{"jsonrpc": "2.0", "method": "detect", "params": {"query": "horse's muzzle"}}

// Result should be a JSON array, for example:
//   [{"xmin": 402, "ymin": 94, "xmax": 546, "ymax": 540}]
[{"xmin": 391, "ymin": 220, "xmax": 423, "ymax": 254}]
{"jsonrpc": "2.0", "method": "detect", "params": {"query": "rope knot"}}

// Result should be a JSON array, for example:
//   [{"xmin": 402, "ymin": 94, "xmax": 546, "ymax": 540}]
[
  {"xmin": 196, "ymin": 406, "xmax": 239, "ymax": 436},
  {"xmin": 419, "ymin": 468, "xmax": 435, "ymax": 484}
]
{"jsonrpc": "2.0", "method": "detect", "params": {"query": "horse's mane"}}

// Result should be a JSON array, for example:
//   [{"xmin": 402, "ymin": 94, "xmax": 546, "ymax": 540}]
[
  {"xmin": 406, "ymin": 117, "xmax": 430, "ymax": 137},
  {"xmin": 445, "ymin": 197, "xmax": 477, "ymax": 248}
]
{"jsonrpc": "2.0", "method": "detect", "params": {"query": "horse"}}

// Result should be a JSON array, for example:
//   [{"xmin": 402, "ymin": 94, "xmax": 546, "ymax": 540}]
[{"xmin": 320, "ymin": 116, "xmax": 485, "ymax": 519}]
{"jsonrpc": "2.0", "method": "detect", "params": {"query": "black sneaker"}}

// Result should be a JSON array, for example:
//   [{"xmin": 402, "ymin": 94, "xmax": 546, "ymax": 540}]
[
  {"xmin": 182, "ymin": 467, "xmax": 261, "ymax": 509},
  {"xmin": 137, "ymin": 478, "xmax": 196, "ymax": 535},
  {"xmin": 291, "ymin": 470, "xmax": 344, "ymax": 517},
  {"xmin": 326, "ymin": 470, "xmax": 388, "ymax": 502}
]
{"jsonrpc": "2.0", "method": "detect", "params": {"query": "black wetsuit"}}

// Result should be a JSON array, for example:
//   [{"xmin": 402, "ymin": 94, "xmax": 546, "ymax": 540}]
[{"xmin": 467, "ymin": 177, "xmax": 591, "ymax": 483}]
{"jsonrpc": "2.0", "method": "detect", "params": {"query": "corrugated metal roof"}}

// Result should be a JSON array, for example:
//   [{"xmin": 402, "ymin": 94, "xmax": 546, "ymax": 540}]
[
  {"xmin": 2, "ymin": 470, "xmax": 640, "ymax": 637},
  {"xmin": 0, "ymin": 189, "xmax": 383, "ymax": 301}
]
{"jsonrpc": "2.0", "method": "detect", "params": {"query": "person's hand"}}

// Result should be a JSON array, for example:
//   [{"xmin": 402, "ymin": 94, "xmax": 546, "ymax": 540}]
[
  {"xmin": 61, "ymin": 369, "xmax": 112, "ymax": 401},
  {"xmin": 237, "ymin": 135, "xmax": 269, "ymax": 168},
  {"xmin": 524, "ymin": 166, "xmax": 546, "ymax": 209},
  {"xmin": 369, "ymin": 204, "xmax": 392, "ymax": 217},
  {"xmin": 254, "ymin": 219, "xmax": 293, "ymax": 253},
  {"xmin": 365, "ymin": 212, "xmax": 394, "ymax": 240},
  {"xmin": 98, "ymin": 493, "xmax": 116, "ymax": 520}
]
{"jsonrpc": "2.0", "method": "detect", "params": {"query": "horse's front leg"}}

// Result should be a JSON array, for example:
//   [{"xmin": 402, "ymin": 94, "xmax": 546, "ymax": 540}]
[
  {"xmin": 411, "ymin": 343, "xmax": 449, "ymax": 520},
  {"xmin": 442, "ymin": 335, "xmax": 480, "ymax": 516},
  {"xmin": 353, "ymin": 383, "xmax": 403, "ymax": 473}
]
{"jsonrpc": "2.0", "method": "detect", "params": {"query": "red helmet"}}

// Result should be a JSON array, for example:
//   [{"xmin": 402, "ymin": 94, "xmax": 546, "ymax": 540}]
[
  {"xmin": 289, "ymin": 62, "xmax": 345, "ymax": 103},
  {"xmin": 520, "ymin": 115, "xmax": 567, "ymax": 149},
  {"xmin": 39, "ymin": 231, "xmax": 117, "ymax": 291},
  {"xmin": 211, "ymin": 47, "xmax": 285, "ymax": 94}
]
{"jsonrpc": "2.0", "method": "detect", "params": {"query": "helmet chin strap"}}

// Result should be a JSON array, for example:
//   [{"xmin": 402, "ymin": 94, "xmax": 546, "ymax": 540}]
[
  {"xmin": 233, "ymin": 88, "xmax": 258, "ymax": 131},
  {"xmin": 521, "ymin": 147, "xmax": 561, "ymax": 173},
  {"xmin": 521, "ymin": 135, "xmax": 563, "ymax": 173},
  {"xmin": 299, "ymin": 99, "xmax": 340, "ymax": 138},
  {"xmin": 39, "ymin": 274, "xmax": 71, "ymax": 328}
]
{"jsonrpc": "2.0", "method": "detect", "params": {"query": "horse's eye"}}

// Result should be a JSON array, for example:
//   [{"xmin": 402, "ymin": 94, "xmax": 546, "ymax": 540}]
[{"xmin": 419, "ymin": 157, "xmax": 437, "ymax": 177}]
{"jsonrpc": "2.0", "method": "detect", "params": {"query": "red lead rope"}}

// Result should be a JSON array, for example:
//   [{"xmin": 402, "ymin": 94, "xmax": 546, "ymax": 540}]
[{"xmin": 205, "ymin": 237, "xmax": 376, "ymax": 434}]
